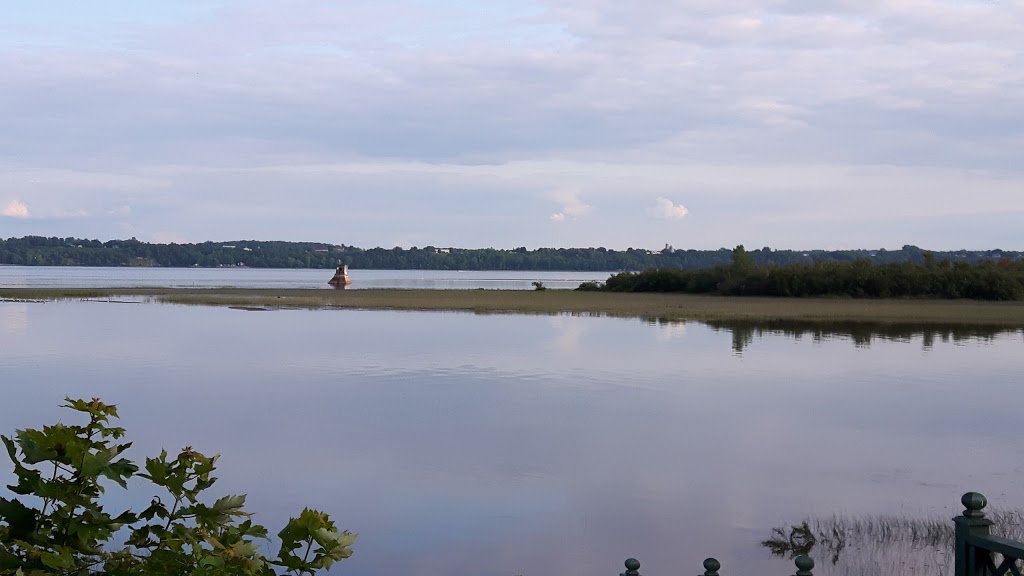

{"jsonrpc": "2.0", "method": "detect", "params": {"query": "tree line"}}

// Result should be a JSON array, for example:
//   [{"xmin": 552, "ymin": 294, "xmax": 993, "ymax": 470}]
[
  {"xmin": 581, "ymin": 245, "xmax": 1024, "ymax": 300},
  {"xmin": 1, "ymin": 236, "xmax": 1021, "ymax": 272}
]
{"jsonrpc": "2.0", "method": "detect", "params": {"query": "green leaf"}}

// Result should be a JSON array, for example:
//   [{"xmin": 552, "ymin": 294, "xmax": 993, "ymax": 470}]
[
  {"xmin": 140, "ymin": 451, "xmax": 169, "ymax": 484},
  {"xmin": 40, "ymin": 551, "xmax": 75, "ymax": 570},
  {"xmin": 62, "ymin": 397, "xmax": 119, "ymax": 422},
  {"xmin": 200, "ymin": 555, "xmax": 226, "ymax": 568},
  {"xmin": 276, "ymin": 517, "xmax": 307, "ymax": 545},
  {"xmin": 336, "ymin": 531, "xmax": 357, "ymax": 548},
  {"xmin": 0, "ymin": 498, "xmax": 37, "ymax": 540},
  {"xmin": 103, "ymin": 457, "xmax": 139, "ymax": 489},
  {"xmin": 139, "ymin": 497, "xmax": 168, "ymax": 521},
  {"xmin": 2, "ymin": 435, "xmax": 20, "ymax": 466},
  {"xmin": 233, "ymin": 540, "xmax": 259, "ymax": 558},
  {"xmin": 5, "ymin": 466, "xmax": 43, "ymax": 497},
  {"xmin": 312, "ymin": 527, "xmax": 338, "ymax": 548},
  {"xmin": 212, "ymin": 494, "xmax": 246, "ymax": 514}
]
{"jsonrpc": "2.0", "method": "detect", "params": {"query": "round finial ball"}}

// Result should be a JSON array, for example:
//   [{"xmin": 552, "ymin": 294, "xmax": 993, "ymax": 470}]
[
  {"xmin": 703, "ymin": 558, "xmax": 721, "ymax": 571},
  {"xmin": 795, "ymin": 556, "xmax": 815, "ymax": 570},
  {"xmin": 624, "ymin": 558, "xmax": 641, "ymax": 571},
  {"xmin": 962, "ymin": 492, "xmax": 987, "ymax": 511}
]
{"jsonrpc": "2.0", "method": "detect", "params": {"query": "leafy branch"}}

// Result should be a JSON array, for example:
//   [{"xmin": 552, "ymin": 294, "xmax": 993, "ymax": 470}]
[{"xmin": 0, "ymin": 397, "xmax": 355, "ymax": 575}]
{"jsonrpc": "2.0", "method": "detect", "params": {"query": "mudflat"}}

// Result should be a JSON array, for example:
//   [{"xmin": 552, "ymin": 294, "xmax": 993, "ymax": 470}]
[{"xmin": 3, "ymin": 287, "xmax": 1024, "ymax": 325}]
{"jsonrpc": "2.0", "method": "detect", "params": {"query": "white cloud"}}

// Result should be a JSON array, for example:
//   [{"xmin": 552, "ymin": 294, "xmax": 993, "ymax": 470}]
[
  {"xmin": 549, "ymin": 212, "xmax": 566, "ymax": 222},
  {"xmin": 550, "ymin": 189, "xmax": 592, "ymax": 220},
  {"xmin": 648, "ymin": 197, "xmax": 689, "ymax": 221},
  {"xmin": 1, "ymin": 200, "xmax": 30, "ymax": 218}
]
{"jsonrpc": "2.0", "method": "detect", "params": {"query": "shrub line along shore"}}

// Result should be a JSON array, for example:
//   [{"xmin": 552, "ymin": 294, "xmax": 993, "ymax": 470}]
[{"xmin": 3, "ymin": 287, "xmax": 1024, "ymax": 326}]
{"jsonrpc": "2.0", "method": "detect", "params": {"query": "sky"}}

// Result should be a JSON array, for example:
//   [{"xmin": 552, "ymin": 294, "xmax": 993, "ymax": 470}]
[{"xmin": 1, "ymin": 0, "xmax": 1023, "ymax": 250}]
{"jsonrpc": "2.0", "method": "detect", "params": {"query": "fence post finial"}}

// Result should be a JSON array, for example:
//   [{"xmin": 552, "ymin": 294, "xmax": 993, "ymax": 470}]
[
  {"xmin": 962, "ymin": 492, "xmax": 988, "ymax": 518},
  {"xmin": 702, "ymin": 557, "xmax": 721, "ymax": 576},
  {"xmin": 794, "ymin": 555, "xmax": 814, "ymax": 576},
  {"xmin": 954, "ymin": 492, "xmax": 994, "ymax": 576},
  {"xmin": 621, "ymin": 558, "xmax": 640, "ymax": 576}
]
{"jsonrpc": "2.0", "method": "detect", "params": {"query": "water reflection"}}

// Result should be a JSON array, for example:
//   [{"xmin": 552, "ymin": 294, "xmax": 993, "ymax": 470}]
[
  {"xmin": 0, "ymin": 302, "xmax": 29, "ymax": 336},
  {"xmin": 549, "ymin": 315, "xmax": 588, "ymax": 352},
  {"xmin": 643, "ymin": 318, "xmax": 1023, "ymax": 353},
  {"xmin": 653, "ymin": 321, "xmax": 687, "ymax": 341},
  {"xmin": 4, "ymin": 302, "xmax": 1024, "ymax": 576},
  {"xmin": 762, "ymin": 511, "xmax": 1024, "ymax": 576}
]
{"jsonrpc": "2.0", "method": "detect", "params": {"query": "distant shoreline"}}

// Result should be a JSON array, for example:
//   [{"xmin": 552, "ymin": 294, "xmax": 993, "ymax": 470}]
[
  {"xmin": 3, "ymin": 287, "xmax": 1024, "ymax": 326},
  {"xmin": 2, "ymin": 237, "xmax": 1022, "ymax": 272}
]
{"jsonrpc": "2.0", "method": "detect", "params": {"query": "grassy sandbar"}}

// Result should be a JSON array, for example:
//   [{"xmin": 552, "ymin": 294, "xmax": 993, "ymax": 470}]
[{"xmin": 3, "ymin": 287, "xmax": 1024, "ymax": 326}]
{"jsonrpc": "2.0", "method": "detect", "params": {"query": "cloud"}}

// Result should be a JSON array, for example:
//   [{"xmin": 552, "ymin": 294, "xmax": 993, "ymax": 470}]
[
  {"xmin": 1, "ymin": 200, "xmax": 30, "ymax": 218},
  {"xmin": 647, "ymin": 197, "xmax": 689, "ymax": 221},
  {"xmin": 550, "ymin": 189, "xmax": 592, "ymax": 221},
  {"xmin": 1, "ymin": 2, "xmax": 1023, "ymax": 248}
]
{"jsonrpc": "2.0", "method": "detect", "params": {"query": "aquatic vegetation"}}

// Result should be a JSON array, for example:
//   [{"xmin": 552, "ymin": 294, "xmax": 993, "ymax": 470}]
[{"xmin": 763, "ymin": 511, "xmax": 1024, "ymax": 576}]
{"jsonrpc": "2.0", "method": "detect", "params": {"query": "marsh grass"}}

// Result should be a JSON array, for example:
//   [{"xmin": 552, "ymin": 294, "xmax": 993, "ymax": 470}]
[
  {"xmin": 763, "ymin": 510, "xmax": 1024, "ymax": 576},
  {"xmin": 4, "ymin": 288, "xmax": 1024, "ymax": 326},
  {"xmin": 0, "ymin": 289, "xmax": 110, "ymax": 301}
]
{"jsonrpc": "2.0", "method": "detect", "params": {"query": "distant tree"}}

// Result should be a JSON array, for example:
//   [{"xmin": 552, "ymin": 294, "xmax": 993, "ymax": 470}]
[{"xmin": 731, "ymin": 245, "xmax": 755, "ymax": 271}]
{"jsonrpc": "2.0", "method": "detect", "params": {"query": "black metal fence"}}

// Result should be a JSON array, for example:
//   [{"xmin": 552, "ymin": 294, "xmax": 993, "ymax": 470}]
[
  {"xmin": 955, "ymin": 492, "xmax": 1024, "ymax": 576},
  {"xmin": 619, "ymin": 492, "xmax": 1024, "ymax": 576}
]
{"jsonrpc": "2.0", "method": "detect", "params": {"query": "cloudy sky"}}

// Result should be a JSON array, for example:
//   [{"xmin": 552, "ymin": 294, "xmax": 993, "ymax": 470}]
[{"xmin": 1, "ymin": 0, "xmax": 1022, "ymax": 250}]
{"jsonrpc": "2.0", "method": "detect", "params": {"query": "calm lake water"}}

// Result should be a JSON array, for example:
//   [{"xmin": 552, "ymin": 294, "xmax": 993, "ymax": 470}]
[
  {"xmin": 0, "ymin": 266, "xmax": 611, "ymax": 290},
  {"xmin": 1, "ymin": 299, "xmax": 1023, "ymax": 575}
]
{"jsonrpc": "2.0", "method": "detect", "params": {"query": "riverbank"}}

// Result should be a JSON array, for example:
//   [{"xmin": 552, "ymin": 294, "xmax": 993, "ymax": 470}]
[{"xmin": 3, "ymin": 287, "xmax": 1024, "ymax": 325}]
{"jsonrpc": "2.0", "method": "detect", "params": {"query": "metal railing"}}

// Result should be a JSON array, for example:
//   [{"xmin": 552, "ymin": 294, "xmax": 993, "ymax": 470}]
[
  {"xmin": 618, "ymin": 492, "xmax": 1023, "ymax": 576},
  {"xmin": 617, "ymin": 555, "xmax": 814, "ymax": 576},
  {"xmin": 955, "ymin": 492, "xmax": 1024, "ymax": 576}
]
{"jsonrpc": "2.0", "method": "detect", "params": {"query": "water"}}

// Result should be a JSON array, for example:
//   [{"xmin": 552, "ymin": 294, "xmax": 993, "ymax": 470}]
[
  {"xmin": 1, "ymin": 299, "xmax": 1022, "ymax": 576},
  {"xmin": 0, "ymin": 266, "xmax": 611, "ymax": 290}
]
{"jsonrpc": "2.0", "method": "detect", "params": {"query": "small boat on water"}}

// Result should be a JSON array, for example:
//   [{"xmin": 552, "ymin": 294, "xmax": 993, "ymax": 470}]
[{"xmin": 328, "ymin": 264, "xmax": 352, "ymax": 287}]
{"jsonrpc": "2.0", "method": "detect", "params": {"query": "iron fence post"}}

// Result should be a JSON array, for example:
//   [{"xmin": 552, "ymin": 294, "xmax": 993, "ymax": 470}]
[{"xmin": 954, "ymin": 491, "xmax": 994, "ymax": 576}]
